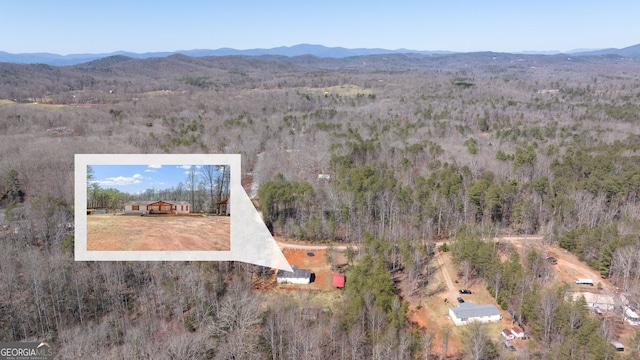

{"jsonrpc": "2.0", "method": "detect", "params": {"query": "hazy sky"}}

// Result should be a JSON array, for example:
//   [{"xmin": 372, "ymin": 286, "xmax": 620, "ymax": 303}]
[
  {"xmin": 2, "ymin": 1, "xmax": 638, "ymax": 54},
  {"xmin": 90, "ymin": 165, "xmax": 221, "ymax": 194}
]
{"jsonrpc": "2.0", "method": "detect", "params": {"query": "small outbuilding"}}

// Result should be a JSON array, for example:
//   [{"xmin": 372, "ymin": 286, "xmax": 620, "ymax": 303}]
[
  {"xmin": 623, "ymin": 307, "xmax": 640, "ymax": 325},
  {"xmin": 575, "ymin": 278, "xmax": 594, "ymax": 286},
  {"xmin": 501, "ymin": 329, "xmax": 515, "ymax": 340},
  {"xmin": 216, "ymin": 198, "xmax": 230, "ymax": 216},
  {"xmin": 610, "ymin": 341, "xmax": 624, "ymax": 351},
  {"xmin": 276, "ymin": 265, "xmax": 312, "ymax": 284},
  {"xmin": 449, "ymin": 302, "xmax": 502, "ymax": 326},
  {"xmin": 511, "ymin": 326, "xmax": 525, "ymax": 339},
  {"xmin": 333, "ymin": 272, "xmax": 345, "ymax": 288}
]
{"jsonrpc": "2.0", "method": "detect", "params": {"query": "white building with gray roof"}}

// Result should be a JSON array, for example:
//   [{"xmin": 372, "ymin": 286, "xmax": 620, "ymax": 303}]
[
  {"xmin": 449, "ymin": 302, "xmax": 502, "ymax": 326},
  {"xmin": 276, "ymin": 265, "xmax": 312, "ymax": 284}
]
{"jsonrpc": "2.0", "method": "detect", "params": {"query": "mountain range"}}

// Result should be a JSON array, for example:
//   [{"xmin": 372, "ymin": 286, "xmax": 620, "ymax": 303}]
[{"xmin": 1, "ymin": 43, "xmax": 639, "ymax": 66}]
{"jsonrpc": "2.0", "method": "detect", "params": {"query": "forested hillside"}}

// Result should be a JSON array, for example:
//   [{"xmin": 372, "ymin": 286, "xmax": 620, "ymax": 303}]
[{"xmin": 1, "ymin": 53, "xmax": 640, "ymax": 358}]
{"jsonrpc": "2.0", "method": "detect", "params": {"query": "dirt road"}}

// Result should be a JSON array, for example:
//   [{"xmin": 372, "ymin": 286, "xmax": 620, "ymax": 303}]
[
  {"xmin": 275, "ymin": 237, "xmax": 359, "ymax": 251},
  {"xmin": 436, "ymin": 250, "xmax": 458, "ymax": 300}
]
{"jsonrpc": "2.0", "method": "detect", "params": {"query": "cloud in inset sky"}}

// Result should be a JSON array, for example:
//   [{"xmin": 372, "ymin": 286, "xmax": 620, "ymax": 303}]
[
  {"xmin": 145, "ymin": 165, "xmax": 162, "ymax": 172},
  {"xmin": 95, "ymin": 174, "xmax": 144, "ymax": 187},
  {"xmin": 91, "ymin": 164, "xmax": 222, "ymax": 194}
]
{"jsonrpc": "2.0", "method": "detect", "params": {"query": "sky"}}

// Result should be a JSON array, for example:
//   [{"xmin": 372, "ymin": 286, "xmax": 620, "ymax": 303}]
[
  {"xmin": 1, "ymin": 1, "xmax": 638, "ymax": 55},
  {"xmin": 89, "ymin": 164, "xmax": 222, "ymax": 194}
]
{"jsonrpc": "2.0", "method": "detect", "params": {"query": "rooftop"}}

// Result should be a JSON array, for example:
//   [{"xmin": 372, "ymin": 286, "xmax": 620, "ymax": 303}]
[
  {"xmin": 124, "ymin": 200, "xmax": 190, "ymax": 205},
  {"xmin": 610, "ymin": 341, "xmax": 624, "ymax": 350},
  {"xmin": 276, "ymin": 265, "xmax": 311, "ymax": 280},
  {"xmin": 451, "ymin": 302, "xmax": 500, "ymax": 319}
]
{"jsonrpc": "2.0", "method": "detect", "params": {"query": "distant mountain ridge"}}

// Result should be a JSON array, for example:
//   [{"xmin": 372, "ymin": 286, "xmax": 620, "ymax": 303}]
[
  {"xmin": 569, "ymin": 43, "xmax": 640, "ymax": 57},
  {"xmin": 0, "ymin": 43, "xmax": 638, "ymax": 66}
]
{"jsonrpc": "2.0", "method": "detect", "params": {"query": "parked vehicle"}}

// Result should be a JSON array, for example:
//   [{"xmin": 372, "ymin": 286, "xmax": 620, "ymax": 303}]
[
  {"xmin": 457, "ymin": 297, "xmax": 465, "ymax": 304},
  {"xmin": 503, "ymin": 341, "xmax": 516, "ymax": 351},
  {"xmin": 459, "ymin": 289, "xmax": 472, "ymax": 294}
]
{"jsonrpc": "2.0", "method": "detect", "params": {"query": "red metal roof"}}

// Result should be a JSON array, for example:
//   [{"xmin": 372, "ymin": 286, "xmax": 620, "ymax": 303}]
[{"xmin": 333, "ymin": 272, "xmax": 345, "ymax": 288}]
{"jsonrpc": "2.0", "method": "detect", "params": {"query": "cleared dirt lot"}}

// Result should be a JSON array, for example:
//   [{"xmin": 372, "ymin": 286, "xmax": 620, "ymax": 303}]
[
  {"xmin": 87, "ymin": 214, "xmax": 230, "ymax": 251},
  {"xmin": 277, "ymin": 248, "xmax": 345, "ymax": 291}
]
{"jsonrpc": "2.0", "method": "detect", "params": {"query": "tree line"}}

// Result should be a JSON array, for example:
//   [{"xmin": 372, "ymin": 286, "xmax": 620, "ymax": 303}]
[{"xmin": 86, "ymin": 165, "xmax": 230, "ymax": 213}]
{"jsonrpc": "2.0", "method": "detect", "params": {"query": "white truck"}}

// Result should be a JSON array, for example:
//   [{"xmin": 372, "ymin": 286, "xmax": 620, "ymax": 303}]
[{"xmin": 576, "ymin": 278, "xmax": 594, "ymax": 286}]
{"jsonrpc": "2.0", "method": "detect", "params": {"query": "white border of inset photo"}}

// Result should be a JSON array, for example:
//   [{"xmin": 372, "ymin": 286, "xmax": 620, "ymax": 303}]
[
  {"xmin": 75, "ymin": 154, "xmax": 292, "ymax": 270},
  {"xmin": 75, "ymin": 154, "xmax": 238, "ymax": 261}
]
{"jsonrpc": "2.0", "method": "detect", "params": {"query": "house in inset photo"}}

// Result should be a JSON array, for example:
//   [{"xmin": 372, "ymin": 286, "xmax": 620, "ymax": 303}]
[{"xmin": 124, "ymin": 200, "xmax": 191, "ymax": 215}]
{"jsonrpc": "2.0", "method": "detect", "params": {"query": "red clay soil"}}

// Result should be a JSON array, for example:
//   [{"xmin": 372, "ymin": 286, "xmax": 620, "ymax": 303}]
[
  {"xmin": 87, "ymin": 214, "xmax": 230, "ymax": 251},
  {"xmin": 401, "ymin": 250, "xmax": 463, "ymax": 358},
  {"xmin": 510, "ymin": 239, "xmax": 613, "ymax": 291},
  {"xmin": 277, "ymin": 249, "xmax": 343, "ymax": 291},
  {"xmin": 402, "ymin": 249, "xmax": 519, "ymax": 358}
]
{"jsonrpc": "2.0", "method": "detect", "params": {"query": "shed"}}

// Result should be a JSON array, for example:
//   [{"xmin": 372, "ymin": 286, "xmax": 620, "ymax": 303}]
[
  {"xmin": 501, "ymin": 329, "xmax": 515, "ymax": 340},
  {"xmin": 610, "ymin": 342, "xmax": 624, "ymax": 351},
  {"xmin": 449, "ymin": 302, "xmax": 502, "ymax": 326},
  {"xmin": 216, "ymin": 198, "xmax": 230, "ymax": 216},
  {"xmin": 623, "ymin": 307, "xmax": 640, "ymax": 325},
  {"xmin": 575, "ymin": 278, "xmax": 594, "ymax": 286},
  {"xmin": 333, "ymin": 272, "xmax": 345, "ymax": 288},
  {"xmin": 511, "ymin": 326, "xmax": 525, "ymax": 339},
  {"xmin": 276, "ymin": 265, "xmax": 312, "ymax": 284}
]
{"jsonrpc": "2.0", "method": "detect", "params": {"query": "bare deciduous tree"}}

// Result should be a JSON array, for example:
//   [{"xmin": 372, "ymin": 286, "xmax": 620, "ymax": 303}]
[{"xmin": 208, "ymin": 279, "xmax": 262, "ymax": 359}]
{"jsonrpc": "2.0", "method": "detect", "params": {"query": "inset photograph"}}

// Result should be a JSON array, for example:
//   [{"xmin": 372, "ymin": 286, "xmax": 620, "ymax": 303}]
[{"xmin": 86, "ymin": 164, "xmax": 230, "ymax": 251}]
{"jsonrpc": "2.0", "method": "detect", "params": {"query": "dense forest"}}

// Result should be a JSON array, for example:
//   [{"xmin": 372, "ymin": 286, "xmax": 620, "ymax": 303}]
[{"xmin": 1, "ymin": 52, "xmax": 640, "ymax": 358}]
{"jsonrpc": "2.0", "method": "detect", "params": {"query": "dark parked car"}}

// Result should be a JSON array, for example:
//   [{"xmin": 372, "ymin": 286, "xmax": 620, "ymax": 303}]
[
  {"xmin": 459, "ymin": 289, "xmax": 472, "ymax": 294},
  {"xmin": 457, "ymin": 297, "xmax": 465, "ymax": 304}
]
